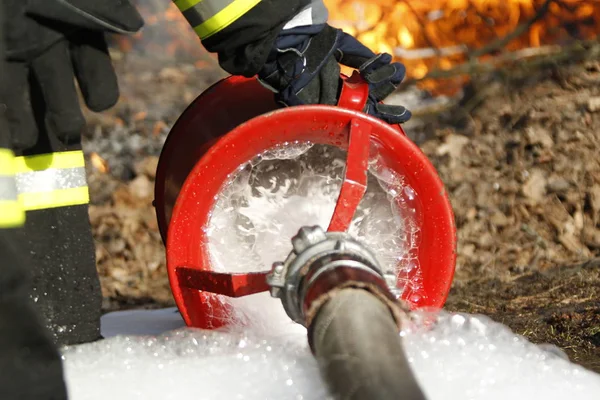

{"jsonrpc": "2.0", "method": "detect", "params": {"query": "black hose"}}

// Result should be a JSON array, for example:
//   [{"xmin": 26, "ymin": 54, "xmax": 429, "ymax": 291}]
[{"xmin": 309, "ymin": 288, "xmax": 427, "ymax": 400}]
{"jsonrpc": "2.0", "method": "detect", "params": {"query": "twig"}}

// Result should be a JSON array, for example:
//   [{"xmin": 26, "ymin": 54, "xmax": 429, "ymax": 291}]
[
  {"xmin": 412, "ymin": 45, "xmax": 560, "ymax": 81},
  {"xmin": 460, "ymin": 80, "xmax": 502, "ymax": 114},
  {"xmin": 407, "ymin": 39, "xmax": 600, "ymax": 82},
  {"xmin": 469, "ymin": 0, "xmax": 555, "ymax": 58},
  {"xmin": 394, "ymin": 45, "xmax": 467, "ymax": 60},
  {"xmin": 399, "ymin": 0, "xmax": 443, "ymax": 57},
  {"xmin": 468, "ymin": 0, "xmax": 501, "ymax": 40}
]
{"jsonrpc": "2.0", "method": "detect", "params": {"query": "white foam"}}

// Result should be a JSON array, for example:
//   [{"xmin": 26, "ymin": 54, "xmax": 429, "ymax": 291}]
[
  {"xmin": 203, "ymin": 142, "xmax": 425, "ymax": 330},
  {"xmin": 62, "ymin": 308, "xmax": 600, "ymax": 400},
  {"xmin": 205, "ymin": 142, "xmax": 423, "ymax": 328},
  {"xmin": 207, "ymin": 142, "xmax": 421, "ymax": 275}
]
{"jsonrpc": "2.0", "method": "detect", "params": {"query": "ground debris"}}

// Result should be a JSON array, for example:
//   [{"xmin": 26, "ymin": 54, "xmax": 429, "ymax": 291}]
[
  {"xmin": 586, "ymin": 96, "xmax": 600, "ymax": 113},
  {"xmin": 417, "ymin": 60, "xmax": 600, "ymax": 372},
  {"xmin": 417, "ymin": 60, "xmax": 600, "ymax": 279}
]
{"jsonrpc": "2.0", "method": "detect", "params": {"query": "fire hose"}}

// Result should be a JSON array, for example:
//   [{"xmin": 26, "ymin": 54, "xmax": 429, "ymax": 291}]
[{"xmin": 267, "ymin": 226, "xmax": 427, "ymax": 400}]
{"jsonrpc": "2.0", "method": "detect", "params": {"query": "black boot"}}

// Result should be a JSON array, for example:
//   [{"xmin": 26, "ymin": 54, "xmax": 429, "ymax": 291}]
[
  {"xmin": 0, "ymin": 230, "xmax": 69, "ymax": 400},
  {"xmin": 15, "ymin": 205, "xmax": 103, "ymax": 346}
]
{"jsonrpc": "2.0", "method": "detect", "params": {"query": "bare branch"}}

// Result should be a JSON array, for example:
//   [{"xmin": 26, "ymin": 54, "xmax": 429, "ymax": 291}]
[
  {"xmin": 409, "ymin": 38, "xmax": 600, "ymax": 83},
  {"xmin": 469, "ymin": 0, "xmax": 555, "ymax": 58}
]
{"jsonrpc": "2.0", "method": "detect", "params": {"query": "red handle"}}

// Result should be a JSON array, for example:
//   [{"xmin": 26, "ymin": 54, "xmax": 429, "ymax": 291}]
[
  {"xmin": 337, "ymin": 71, "xmax": 370, "ymax": 112},
  {"xmin": 327, "ymin": 117, "xmax": 370, "ymax": 232}
]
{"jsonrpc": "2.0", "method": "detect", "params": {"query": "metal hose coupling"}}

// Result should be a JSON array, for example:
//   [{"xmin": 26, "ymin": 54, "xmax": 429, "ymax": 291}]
[{"xmin": 266, "ymin": 225, "xmax": 408, "ymax": 335}]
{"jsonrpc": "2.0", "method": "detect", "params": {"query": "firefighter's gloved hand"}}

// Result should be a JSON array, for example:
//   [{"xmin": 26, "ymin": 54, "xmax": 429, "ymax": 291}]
[
  {"xmin": 1, "ymin": 0, "xmax": 143, "ymax": 150},
  {"xmin": 257, "ymin": 24, "xmax": 411, "ymax": 124}
]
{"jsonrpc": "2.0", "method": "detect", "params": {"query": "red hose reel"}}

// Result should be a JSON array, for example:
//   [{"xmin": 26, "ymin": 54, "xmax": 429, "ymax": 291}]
[{"xmin": 154, "ymin": 72, "xmax": 457, "ymax": 329}]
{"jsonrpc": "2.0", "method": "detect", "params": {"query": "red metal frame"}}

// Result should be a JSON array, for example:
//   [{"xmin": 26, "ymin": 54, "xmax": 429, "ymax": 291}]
[
  {"xmin": 327, "ymin": 118, "xmax": 371, "ymax": 232},
  {"xmin": 176, "ymin": 268, "xmax": 270, "ymax": 297},
  {"xmin": 155, "ymin": 73, "xmax": 457, "ymax": 329}
]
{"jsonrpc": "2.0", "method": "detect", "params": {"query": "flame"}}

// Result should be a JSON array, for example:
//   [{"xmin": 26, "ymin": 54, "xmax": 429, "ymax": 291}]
[
  {"xmin": 399, "ymin": 26, "xmax": 415, "ymax": 48},
  {"xmin": 326, "ymin": 0, "xmax": 600, "ymax": 94},
  {"xmin": 90, "ymin": 152, "xmax": 110, "ymax": 174}
]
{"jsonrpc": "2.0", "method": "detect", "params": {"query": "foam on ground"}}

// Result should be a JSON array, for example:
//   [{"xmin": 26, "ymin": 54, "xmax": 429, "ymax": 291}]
[{"xmin": 61, "ymin": 308, "xmax": 600, "ymax": 400}]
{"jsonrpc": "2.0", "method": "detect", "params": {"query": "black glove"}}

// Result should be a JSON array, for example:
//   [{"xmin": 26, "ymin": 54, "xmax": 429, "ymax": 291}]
[
  {"xmin": 257, "ymin": 24, "xmax": 411, "ymax": 124},
  {"xmin": 1, "ymin": 0, "xmax": 144, "ymax": 150}
]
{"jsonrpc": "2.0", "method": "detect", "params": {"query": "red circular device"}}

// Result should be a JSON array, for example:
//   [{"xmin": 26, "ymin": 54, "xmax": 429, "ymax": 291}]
[{"xmin": 154, "ymin": 73, "xmax": 457, "ymax": 329}]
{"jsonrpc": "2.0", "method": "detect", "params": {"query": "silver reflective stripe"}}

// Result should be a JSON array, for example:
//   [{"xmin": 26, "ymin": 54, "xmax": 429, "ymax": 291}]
[
  {"xmin": 283, "ymin": 0, "xmax": 328, "ymax": 30},
  {"xmin": 182, "ymin": 0, "xmax": 236, "ymax": 27},
  {"xmin": 310, "ymin": 0, "xmax": 329, "ymax": 25},
  {"xmin": 0, "ymin": 176, "xmax": 18, "ymax": 201},
  {"xmin": 15, "ymin": 167, "xmax": 87, "ymax": 194}
]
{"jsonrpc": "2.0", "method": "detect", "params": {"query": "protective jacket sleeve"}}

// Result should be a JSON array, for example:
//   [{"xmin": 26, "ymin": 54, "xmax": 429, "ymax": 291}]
[
  {"xmin": 173, "ymin": 0, "xmax": 411, "ymax": 124},
  {"xmin": 0, "ymin": 3, "xmax": 23, "ymax": 229},
  {"xmin": 174, "ymin": 0, "xmax": 320, "ymax": 77}
]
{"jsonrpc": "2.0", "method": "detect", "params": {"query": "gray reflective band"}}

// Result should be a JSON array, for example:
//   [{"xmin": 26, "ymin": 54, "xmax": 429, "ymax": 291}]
[
  {"xmin": 283, "ymin": 0, "xmax": 328, "ymax": 30},
  {"xmin": 0, "ymin": 176, "xmax": 18, "ymax": 201},
  {"xmin": 308, "ymin": 0, "xmax": 328, "ymax": 25},
  {"xmin": 15, "ymin": 167, "xmax": 88, "ymax": 194},
  {"xmin": 182, "ymin": 0, "xmax": 236, "ymax": 27}
]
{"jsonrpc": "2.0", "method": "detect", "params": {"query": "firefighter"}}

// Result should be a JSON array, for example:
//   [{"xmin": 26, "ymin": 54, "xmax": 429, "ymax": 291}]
[{"xmin": 0, "ymin": 0, "xmax": 410, "ymax": 398}]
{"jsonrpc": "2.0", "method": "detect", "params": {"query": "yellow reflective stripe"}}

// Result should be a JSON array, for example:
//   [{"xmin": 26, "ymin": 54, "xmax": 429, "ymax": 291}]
[
  {"xmin": 176, "ymin": 0, "xmax": 261, "ymax": 40},
  {"xmin": 19, "ymin": 187, "xmax": 90, "ymax": 211},
  {"xmin": 0, "ymin": 148, "xmax": 16, "ymax": 175},
  {"xmin": 195, "ymin": 0, "xmax": 261, "ymax": 39},
  {"xmin": 0, "ymin": 149, "xmax": 25, "ymax": 227},
  {"xmin": 14, "ymin": 151, "xmax": 85, "ymax": 173},
  {"xmin": 174, "ymin": 0, "xmax": 201, "ymax": 12},
  {"xmin": 0, "ymin": 200, "xmax": 25, "ymax": 228},
  {"xmin": 13, "ymin": 151, "xmax": 89, "ymax": 211}
]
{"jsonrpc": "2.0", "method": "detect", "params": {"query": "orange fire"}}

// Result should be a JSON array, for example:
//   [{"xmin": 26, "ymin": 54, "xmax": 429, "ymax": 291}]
[
  {"xmin": 115, "ymin": 0, "xmax": 600, "ymax": 95},
  {"xmin": 326, "ymin": 0, "xmax": 600, "ymax": 92}
]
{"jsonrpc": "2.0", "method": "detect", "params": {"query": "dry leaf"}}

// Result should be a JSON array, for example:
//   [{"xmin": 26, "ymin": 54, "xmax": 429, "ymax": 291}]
[
  {"xmin": 586, "ymin": 96, "xmax": 600, "ymax": 112},
  {"xmin": 589, "ymin": 185, "xmax": 600, "ymax": 217},
  {"xmin": 436, "ymin": 134, "xmax": 470, "ymax": 164},
  {"xmin": 522, "ymin": 169, "xmax": 547, "ymax": 204},
  {"xmin": 525, "ymin": 127, "xmax": 554, "ymax": 148}
]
